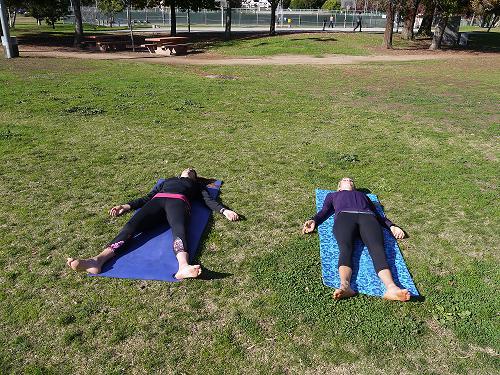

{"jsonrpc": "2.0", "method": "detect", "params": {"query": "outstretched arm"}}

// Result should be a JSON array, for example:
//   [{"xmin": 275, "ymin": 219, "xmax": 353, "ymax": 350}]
[
  {"xmin": 126, "ymin": 182, "xmax": 163, "ymax": 210},
  {"xmin": 303, "ymin": 193, "xmax": 335, "ymax": 234},
  {"xmin": 109, "ymin": 182, "xmax": 163, "ymax": 216},
  {"xmin": 390, "ymin": 226, "xmax": 404, "ymax": 239},
  {"xmin": 367, "ymin": 199, "xmax": 404, "ymax": 239},
  {"xmin": 109, "ymin": 204, "xmax": 131, "ymax": 217},
  {"xmin": 302, "ymin": 219, "xmax": 316, "ymax": 234},
  {"xmin": 201, "ymin": 188, "xmax": 239, "ymax": 221}
]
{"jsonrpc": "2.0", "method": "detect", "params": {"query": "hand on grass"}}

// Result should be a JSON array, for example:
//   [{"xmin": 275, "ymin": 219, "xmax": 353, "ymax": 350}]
[
  {"xmin": 302, "ymin": 220, "xmax": 316, "ymax": 234},
  {"xmin": 390, "ymin": 225, "xmax": 405, "ymax": 239},
  {"xmin": 109, "ymin": 204, "xmax": 131, "ymax": 217},
  {"xmin": 223, "ymin": 209, "xmax": 239, "ymax": 221}
]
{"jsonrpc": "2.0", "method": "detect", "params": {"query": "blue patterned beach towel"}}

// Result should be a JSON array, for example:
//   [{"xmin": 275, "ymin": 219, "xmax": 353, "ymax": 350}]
[{"xmin": 316, "ymin": 189, "xmax": 419, "ymax": 297}]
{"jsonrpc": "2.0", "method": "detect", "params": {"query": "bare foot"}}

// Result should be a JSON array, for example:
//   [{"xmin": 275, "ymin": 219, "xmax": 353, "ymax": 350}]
[
  {"xmin": 175, "ymin": 265, "xmax": 202, "ymax": 280},
  {"xmin": 383, "ymin": 285, "xmax": 410, "ymax": 301},
  {"xmin": 333, "ymin": 286, "xmax": 356, "ymax": 300},
  {"xmin": 66, "ymin": 257, "xmax": 102, "ymax": 274}
]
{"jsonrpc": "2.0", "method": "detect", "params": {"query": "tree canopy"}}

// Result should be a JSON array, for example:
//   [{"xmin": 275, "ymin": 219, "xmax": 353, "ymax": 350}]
[
  {"xmin": 321, "ymin": 0, "xmax": 341, "ymax": 10},
  {"xmin": 289, "ymin": 0, "xmax": 324, "ymax": 9}
]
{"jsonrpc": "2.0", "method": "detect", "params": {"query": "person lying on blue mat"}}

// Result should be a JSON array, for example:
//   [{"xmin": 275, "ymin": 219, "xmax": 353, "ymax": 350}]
[
  {"xmin": 302, "ymin": 177, "xmax": 410, "ymax": 302},
  {"xmin": 67, "ymin": 168, "xmax": 239, "ymax": 280}
]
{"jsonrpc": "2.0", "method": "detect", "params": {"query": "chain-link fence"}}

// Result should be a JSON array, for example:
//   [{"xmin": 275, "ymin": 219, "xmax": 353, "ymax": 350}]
[{"xmin": 78, "ymin": 7, "xmax": 388, "ymax": 29}]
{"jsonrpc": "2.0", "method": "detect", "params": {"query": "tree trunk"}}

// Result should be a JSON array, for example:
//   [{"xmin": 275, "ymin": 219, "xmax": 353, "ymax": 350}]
[
  {"xmin": 416, "ymin": 3, "xmax": 435, "ymax": 37},
  {"xmin": 270, "ymin": 2, "xmax": 277, "ymax": 35},
  {"xmin": 401, "ymin": 0, "xmax": 420, "ymax": 39},
  {"xmin": 224, "ymin": 3, "xmax": 232, "ymax": 41},
  {"xmin": 487, "ymin": 14, "xmax": 498, "ymax": 32},
  {"xmin": 7, "ymin": 7, "xmax": 16, "ymax": 28},
  {"xmin": 128, "ymin": 4, "xmax": 135, "ymax": 51},
  {"xmin": 73, "ymin": 0, "xmax": 84, "ymax": 47},
  {"xmin": 429, "ymin": 11, "xmax": 447, "ymax": 50},
  {"xmin": 170, "ymin": 3, "xmax": 176, "ymax": 36},
  {"xmin": 383, "ymin": 0, "xmax": 395, "ymax": 48}
]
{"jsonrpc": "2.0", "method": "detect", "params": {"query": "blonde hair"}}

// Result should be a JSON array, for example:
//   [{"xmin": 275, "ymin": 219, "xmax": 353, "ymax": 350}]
[{"xmin": 337, "ymin": 177, "xmax": 355, "ymax": 191}]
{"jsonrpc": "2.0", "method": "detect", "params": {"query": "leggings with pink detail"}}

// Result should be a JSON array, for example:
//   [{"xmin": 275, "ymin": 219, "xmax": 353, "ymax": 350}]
[{"xmin": 107, "ymin": 197, "xmax": 189, "ymax": 255}]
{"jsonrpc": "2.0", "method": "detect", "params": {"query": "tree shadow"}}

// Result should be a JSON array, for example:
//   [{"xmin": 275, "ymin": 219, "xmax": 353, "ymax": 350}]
[{"xmin": 290, "ymin": 37, "xmax": 337, "ymax": 42}]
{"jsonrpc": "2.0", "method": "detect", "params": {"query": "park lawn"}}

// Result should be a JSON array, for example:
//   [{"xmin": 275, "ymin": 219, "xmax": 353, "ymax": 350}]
[
  {"xmin": 9, "ymin": 16, "xmax": 138, "ymax": 38},
  {"xmin": 459, "ymin": 25, "xmax": 500, "ymax": 33},
  {"xmin": 10, "ymin": 19, "xmax": 427, "ymax": 57},
  {"xmin": 205, "ymin": 32, "xmax": 423, "ymax": 56},
  {"xmin": 0, "ymin": 55, "xmax": 499, "ymax": 374}
]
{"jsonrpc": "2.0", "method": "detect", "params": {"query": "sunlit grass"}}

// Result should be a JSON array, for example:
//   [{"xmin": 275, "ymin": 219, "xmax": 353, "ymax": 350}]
[{"xmin": 0, "ymin": 55, "xmax": 498, "ymax": 374}]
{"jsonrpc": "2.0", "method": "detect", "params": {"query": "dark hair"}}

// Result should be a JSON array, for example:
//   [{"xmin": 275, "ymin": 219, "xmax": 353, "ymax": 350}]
[
  {"xmin": 187, "ymin": 168, "xmax": 216, "ymax": 186},
  {"xmin": 197, "ymin": 176, "xmax": 217, "ymax": 186}
]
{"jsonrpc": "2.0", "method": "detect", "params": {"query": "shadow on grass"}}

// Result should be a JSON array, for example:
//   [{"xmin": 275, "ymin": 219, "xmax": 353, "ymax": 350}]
[
  {"xmin": 193, "ymin": 183, "xmax": 245, "ymax": 280},
  {"xmin": 290, "ymin": 37, "xmax": 338, "ymax": 42},
  {"xmin": 16, "ymin": 29, "xmax": 499, "ymax": 55},
  {"xmin": 197, "ymin": 268, "xmax": 233, "ymax": 280}
]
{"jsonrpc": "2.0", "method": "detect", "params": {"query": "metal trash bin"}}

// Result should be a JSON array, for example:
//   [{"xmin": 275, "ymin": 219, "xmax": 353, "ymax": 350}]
[{"xmin": 1, "ymin": 35, "xmax": 19, "ymax": 57}]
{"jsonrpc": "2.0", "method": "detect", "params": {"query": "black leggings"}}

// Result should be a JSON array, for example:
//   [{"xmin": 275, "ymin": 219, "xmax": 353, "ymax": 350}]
[
  {"xmin": 333, "ymin": 212, "xmax": 389, "ymax": 273},
  {"xmin": 107, "ymin": 198, "xmax": 189, "ymax": 255}
]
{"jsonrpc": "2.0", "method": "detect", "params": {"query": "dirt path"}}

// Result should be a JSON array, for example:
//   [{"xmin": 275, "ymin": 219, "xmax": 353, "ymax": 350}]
[{"xmin": 19, "ymin": 46, "xmax": 494, "ymax": 66}]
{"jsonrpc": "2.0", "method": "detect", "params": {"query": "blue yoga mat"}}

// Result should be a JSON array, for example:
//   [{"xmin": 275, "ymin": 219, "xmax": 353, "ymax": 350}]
[
  {"xmin": 316, "ymin": 189, "xmax": 419, "ymax": 297},
  {"xmin": 92, "ymin": 180, "xmax": 222, "ymax": 282}
]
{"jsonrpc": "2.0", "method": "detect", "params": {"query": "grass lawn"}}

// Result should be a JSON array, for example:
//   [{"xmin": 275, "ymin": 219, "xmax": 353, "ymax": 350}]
[
  {"xmin": 459, "ymin": 26, "xmax": 500, "ymax": 33},
  {"xmin": 0, "ymin": 52, "xmax": 499, "ymax": 374},
  {"xmin": 11, "ymin": 18, "xmax": 433, "ymax": 56},
  {"xmin": 204, "ymin": 32, "xmax": 393, "ymax": 56}
]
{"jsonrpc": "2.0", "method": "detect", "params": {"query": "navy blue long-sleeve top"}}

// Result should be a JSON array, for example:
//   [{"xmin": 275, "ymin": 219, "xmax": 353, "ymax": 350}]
[
  {"xmin": 127, "ymin": 177, "xmax": 225, "ymax": 213},
  {"xmin": 312, "ymin": 190, "xmax": 394, "ymax": 228}
]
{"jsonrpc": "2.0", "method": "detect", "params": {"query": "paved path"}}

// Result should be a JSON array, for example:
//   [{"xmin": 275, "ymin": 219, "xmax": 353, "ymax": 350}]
[{"xmin": 20, "ymin": 47, "xmax": 490, "ymax": 66}]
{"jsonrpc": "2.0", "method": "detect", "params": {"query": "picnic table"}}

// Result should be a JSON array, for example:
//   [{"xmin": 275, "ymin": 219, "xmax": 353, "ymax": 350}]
[
  {"xmin": 83, "ymin": 35, "xmax": 129, "ymax": 52},
  {"xmin": 144, "ymin": 36, "xmax": 189, "ymax": 44},
  {"xmin": 142, "ymin": 36, "xmax": 192, "ymax": 56}
]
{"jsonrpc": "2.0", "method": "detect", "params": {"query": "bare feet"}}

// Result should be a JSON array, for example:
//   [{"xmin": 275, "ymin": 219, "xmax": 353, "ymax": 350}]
[
  {"xmin": 175, "ymin": 264, "xmax": 202, "ymax": 280},
  {"xmin": 383, "ymin": 285, "xmax": 411, "ymax": 301},
  {"xmin": 66, "ymin": 257, "xmax": 102, "ymax": 274},
  {"xmin": 333, "ymin": 286, "xmax": 356, "ymax": 300}
]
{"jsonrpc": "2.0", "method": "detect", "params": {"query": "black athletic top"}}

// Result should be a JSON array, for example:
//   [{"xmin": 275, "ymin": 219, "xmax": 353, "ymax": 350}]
[
  {"xmin": 313, "ymin": 190, "xmax": 394, "ymax": 228},
  {"xmin": 127, "ymin": 177, "xmax": 225, "ymax": 213}
]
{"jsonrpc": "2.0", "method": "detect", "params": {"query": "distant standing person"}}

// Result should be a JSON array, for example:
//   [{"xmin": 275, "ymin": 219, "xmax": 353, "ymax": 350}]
[
  {"xmin": 288, "ymin": 17, "xmax": 292, "ymax": 28},
  {"xmin": 322, "ymin": 18, "xmax": 327, "ymax": 31},
  {"xmin": 353, "ymin": 11, "xmax": 362, "ymax": 32},
  {"xmin": 329, "ymin": 15, "xmax": 334, "ymax": 28}
]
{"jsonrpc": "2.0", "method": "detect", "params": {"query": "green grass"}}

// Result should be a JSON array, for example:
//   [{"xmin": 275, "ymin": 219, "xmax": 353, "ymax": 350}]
[
  {"xmin": 459, "ymin": 30, "xmax": 500, "ymax": 51},
  {"xmin": 206, "ymin": 32, "xmax": 423, "ymax": 56},
  {"xmin": 10, "ymin": 16, "xmax": 139, "ymax": 37},
  {"xmin": 0, "ymin": 55, "xmax": 499, "ymax": 374},
  {"xmin": 10, "ymin": 18, "xmax": 429, "ymax": 56},
  {"xmin": 459, "ymin": 25, "xmax": 500, "ymax": 33}
]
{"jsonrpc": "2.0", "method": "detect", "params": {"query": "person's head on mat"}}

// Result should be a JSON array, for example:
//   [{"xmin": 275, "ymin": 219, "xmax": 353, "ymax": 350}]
[
  {"xmin": 337, "ymin": 177, "xmax": 354, "ymax": 191},
  {"xmin": 180, "ymin": 167, "xmax": 197, "ymax": 181}
]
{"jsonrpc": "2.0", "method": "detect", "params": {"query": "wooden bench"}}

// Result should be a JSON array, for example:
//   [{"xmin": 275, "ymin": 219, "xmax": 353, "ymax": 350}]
[
  {"xmin": 96, "ymin": 40, "xmax": 128, "ymax": 52},
  {"xmin": 156, "ymin": 43, "xmax": 192, "ymax": 56},
  {"xmin": 140, "ymin": 43, "xmax": 158, "ymax": 53}
]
